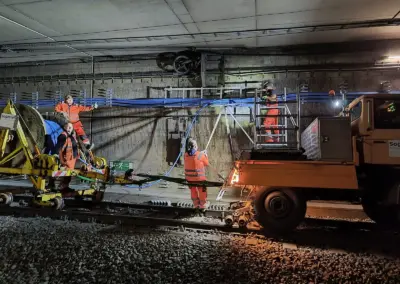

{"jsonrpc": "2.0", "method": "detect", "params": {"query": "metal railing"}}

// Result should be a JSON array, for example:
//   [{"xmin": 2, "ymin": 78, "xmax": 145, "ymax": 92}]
[
  {"xmin": 253, "ymin": 88, "xmax": 300, "ymax": 150},
  {"xmin": 163, "ymin": 87, "xmax": 256, "ymax": 100},
  {"xmin": 163, "ymin": 86, "xmax": 301, "ymax": 150}
]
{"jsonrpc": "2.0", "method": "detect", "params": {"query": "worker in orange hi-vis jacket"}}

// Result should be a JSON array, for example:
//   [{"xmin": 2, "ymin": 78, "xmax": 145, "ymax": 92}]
[
  {"xmin": 262, "ymin": 83, "xmax": 279, "ymax": 143},
  {"xmin": 48, "ymin": 122, "xmax": 79, "ymax": 192},
  {"xmin": 55, "ymin": 94, "xmax": 97, "ymax": 150},
  {"xmin": 184, "ymin": 138, "xmax": 209, "ymax": 214}
]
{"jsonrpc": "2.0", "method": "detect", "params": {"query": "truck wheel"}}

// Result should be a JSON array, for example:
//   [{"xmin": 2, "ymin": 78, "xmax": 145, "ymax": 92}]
[
  {"xmin": 361, "ymin": 180, "xmax": 400, "ymax": 226},
  {"xmin": 254, "ymin": 187, "xmax": 306, "ymax": 234},
  {"xmin": 361, "ymin": 197, "xmax": 399, "ymax": 226}
]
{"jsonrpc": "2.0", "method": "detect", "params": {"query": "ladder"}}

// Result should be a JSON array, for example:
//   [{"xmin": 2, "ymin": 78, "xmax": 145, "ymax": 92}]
[
  {"xmin": 161, "ymin": 86, "xmax": 301, "ymax": 151},
  {"xmin": 253, "ymin": 88, "xmax": 300, "ymax": 150}
]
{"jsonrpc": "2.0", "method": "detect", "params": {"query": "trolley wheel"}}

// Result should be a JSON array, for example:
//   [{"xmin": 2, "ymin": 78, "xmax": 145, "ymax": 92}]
[
  {"xmin": 6, "ymin": 192, "xmax": 13, "ymax": 203},
  {"xmin": 0, "ymin": 192, "xmax": 13, "ymax": 206},
  {"xmin": 254, "ymin": 187, "xmax": 306, "ymax": 235},
  {"xmin": 92, "ymin": 191, "xmax": 104, "ymax": 204},
  {"xmin": 52, "ymin": 197, "xmax": 64, "ymax": 210}
]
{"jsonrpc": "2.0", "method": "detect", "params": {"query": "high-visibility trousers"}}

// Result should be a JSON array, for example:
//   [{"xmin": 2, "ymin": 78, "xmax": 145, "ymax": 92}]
[
  {"xmin": 72, "ymin": 121, "xmax": 90, "ymax": 145},
  {"xmin": 263, "ymin": 108, "xmax": 279, "ymax": 143},
  {"xmin": 59, "ymin": 158, "xmax": 77, "ymax": 190},
  {"xmin": 189, "ymin": 185, "xmax": 207, "ymax": 209}
]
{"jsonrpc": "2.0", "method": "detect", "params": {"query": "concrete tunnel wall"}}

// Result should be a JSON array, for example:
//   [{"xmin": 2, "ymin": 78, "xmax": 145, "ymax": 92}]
[{"xmin": 0, "ymin": 51, "xmax": 400, "ymax": 185}]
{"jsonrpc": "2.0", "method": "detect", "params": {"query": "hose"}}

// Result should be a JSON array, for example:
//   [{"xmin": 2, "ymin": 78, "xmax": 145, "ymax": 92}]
[{"xmin": 77, "ymin": 175, "xmax": 96, "ymax": 182}]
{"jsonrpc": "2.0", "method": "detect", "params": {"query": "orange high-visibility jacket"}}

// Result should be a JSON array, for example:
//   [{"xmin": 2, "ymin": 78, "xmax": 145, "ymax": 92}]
[
  {"xmin": 266, "ymin": 101, "xmax": 279, "ymax": 116},
  {"xmin": 184, "ymin": 151, "xmax": 209, "ymax": 182},
  {"xmin": 55, "ymin": 102, "xmax": 93, "ymax": 123},
  {"xmin": 57, "ymin": 131, "xmax": 79, "ymax": 169}
]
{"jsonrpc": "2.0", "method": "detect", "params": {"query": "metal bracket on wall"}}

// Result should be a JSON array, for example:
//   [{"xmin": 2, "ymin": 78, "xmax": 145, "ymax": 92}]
[
  {"xmin": 106, "ymin": 89, "xmax": 113, "ymax": 107},
  {"xmin": 55, "ymin": 90, "xmax": 63, "ymax": 106},
  {"xmin": 9, "ymin": 93, "xmax": 17, "ymax": 104},
  {"xmin": 201, "ymin": 53, "xmax": 207, "ymax": 87},
  {"xmin": 79, "ymin": 89, "xmax": 87, "ymax": 106},
  {"xmin": 31, "ymin": 92, "xmax": 39, "ymax": 109}
]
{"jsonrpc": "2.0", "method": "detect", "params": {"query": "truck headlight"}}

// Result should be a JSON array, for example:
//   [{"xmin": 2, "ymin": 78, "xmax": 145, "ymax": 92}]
[{"xmin": 230, "ymin": 169, "xmax": 239, "ymax": 184}]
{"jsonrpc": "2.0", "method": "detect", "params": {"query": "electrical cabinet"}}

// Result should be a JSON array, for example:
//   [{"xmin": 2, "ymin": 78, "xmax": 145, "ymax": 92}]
[{"xmin": 301, "ymin": 117, "xmax": 353, "ymax": 162}]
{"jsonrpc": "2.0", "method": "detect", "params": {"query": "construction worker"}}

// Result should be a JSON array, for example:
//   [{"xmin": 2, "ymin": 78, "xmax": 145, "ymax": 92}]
[
  {"xmin": 53, "ymin": 122, "xmax": 79, "ymax": 191},
  {"xmin": 262, "ymin": 83, "xmax": 279, "ymax": 143},
  {"xmin": 184, "ymin": 138, "xmax": 209, "ymax": 213},
  {"xmin": 55, "ymin": 94, "xmax": 97, "ymax": 150}
]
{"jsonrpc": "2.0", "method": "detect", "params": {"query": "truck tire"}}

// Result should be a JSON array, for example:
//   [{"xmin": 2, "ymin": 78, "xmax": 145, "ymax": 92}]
[
  {"xmin": 361, "ymin": 195, "xmax": 399, "ymax": 226},
  {"xmin": 361, "ymin": 177, "xmax": 400, "ymax": 227},
  {"xmin": 254, "ymin": 187, "xmax": 306, "ymax": 234}
]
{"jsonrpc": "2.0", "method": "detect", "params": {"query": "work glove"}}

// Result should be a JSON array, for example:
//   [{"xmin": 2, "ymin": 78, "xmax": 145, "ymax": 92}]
[
  {"xmin": 52, "ymin": 154, "xmax": 59, "ymax": 162},
  {"xmin": 7, "ymin": 134, "xmax": 14, "ymax": 142},
  {"xmin": 92, "ymin": 102, "xmax": 98, "ymax": 109},
  {"xmin": 201, "ymin": 150, "xmax": 208, "ymax": 157}
]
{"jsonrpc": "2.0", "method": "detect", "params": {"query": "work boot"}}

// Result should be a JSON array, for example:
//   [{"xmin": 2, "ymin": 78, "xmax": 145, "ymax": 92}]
[
  {"xmin": 199, "ymin": 208, "xmax": 206, "ymax": 216},
  {"xmin": 193, "ymin": 208, "xmax": 200, "ymax": 217}
]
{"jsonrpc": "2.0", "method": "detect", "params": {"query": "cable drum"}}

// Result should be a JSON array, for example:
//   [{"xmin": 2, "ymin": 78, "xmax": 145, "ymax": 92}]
[
  {"xmin": 0, "ymin": 104, "xmax": 46, "ymax": 167},
  {"xmin": 0, "ymin": 105, "xmax": 70, "ymax": 167}
]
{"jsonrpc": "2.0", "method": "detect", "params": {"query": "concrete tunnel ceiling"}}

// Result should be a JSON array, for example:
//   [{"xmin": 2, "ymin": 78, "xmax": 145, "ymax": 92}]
[{"xmin": 0, "ymin": 0, "xmax": 399, "ymax": 64}]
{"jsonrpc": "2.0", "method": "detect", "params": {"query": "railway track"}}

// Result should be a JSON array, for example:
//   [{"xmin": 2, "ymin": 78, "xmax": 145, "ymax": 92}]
[
  {"xmin": 2, "ymin": 196, "xmax": 400, "ymax": 259},
  {"xmin": 0, "ymin": 195, "xmax": 386, "ymax": 235}
]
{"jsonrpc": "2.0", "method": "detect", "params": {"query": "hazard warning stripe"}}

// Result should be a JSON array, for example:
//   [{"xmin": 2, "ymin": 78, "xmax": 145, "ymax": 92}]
[{"xmin": 52, "ymin": 171, "xmax": 68, "ymax": 177}]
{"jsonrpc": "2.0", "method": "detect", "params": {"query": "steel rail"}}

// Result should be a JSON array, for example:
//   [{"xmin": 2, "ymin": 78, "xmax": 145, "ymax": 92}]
[
  {"xmin": 0, "ymin": 205, "xmax": 250, "ymax": 233},
  {"xmin": 12, "ymin": 195, "xmax": 230, "ymax": 218},
  {"xmin": 0, "ymin": 202, "xmax": 386, "ymax": 234}
]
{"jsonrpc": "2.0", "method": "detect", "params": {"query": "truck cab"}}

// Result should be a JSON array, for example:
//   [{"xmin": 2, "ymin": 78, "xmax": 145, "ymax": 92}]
[
  {"xmin": 342, "ymin": 95, "xmax": 400, "ymax": 225},
  {"xmin": 344, "ymin": 95, "xmax": 400, "ymax": 166}
]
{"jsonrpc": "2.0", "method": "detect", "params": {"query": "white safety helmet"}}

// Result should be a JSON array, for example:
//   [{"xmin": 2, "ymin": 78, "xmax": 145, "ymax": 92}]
[
  {"xmin": 186, "ymin": 137, "xmax": 198, "ymax": 152},
  {"xmin": 263, "ymin": 82, "xmax": 274, "ymax": 90}
]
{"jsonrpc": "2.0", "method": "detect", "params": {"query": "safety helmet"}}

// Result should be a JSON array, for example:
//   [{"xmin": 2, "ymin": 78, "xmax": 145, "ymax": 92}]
[
  {"xmin": 263, "ymin": 81, "xmax": 274, "ymax": 90},
  {"xmin": 186, "ymin": 137, "xmax": 198, "ymax": 152}
]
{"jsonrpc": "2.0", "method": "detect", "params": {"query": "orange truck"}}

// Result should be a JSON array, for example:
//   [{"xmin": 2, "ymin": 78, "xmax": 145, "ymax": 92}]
[{"xmin": 226, "ymin": 94, "xmax": 400, "ymax": 233}]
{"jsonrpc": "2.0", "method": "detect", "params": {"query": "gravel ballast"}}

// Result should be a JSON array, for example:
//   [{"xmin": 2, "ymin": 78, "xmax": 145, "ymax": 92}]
[{"xmin": 0, "ymin": 216, "xmax": 399, "ymax": 284}]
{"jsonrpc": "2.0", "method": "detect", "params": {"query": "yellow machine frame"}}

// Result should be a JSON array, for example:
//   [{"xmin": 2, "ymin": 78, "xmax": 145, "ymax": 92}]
[{"xmin": 0, "ymin": 100, "xmax": 111, "ymax": 208}]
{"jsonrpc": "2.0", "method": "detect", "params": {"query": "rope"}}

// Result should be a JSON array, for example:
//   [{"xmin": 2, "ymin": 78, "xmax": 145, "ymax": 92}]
[
  {"xmin": 78, "ymin": 157, "xmax": 103, "ymax": 174},
  {"xmin": 125, "ymin": 103, "xmax": 211, "ymax": 189},
  {"xmin": 73, "ymin": 103, "xmax": 210, "ymax": 189}
]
